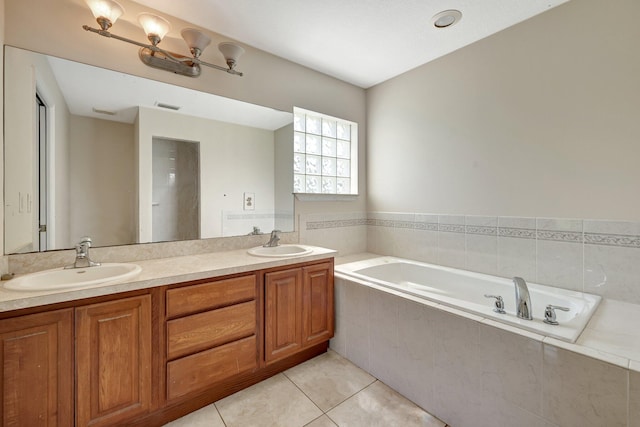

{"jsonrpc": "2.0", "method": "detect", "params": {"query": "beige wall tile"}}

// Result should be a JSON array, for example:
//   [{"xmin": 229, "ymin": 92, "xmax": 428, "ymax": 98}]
[
  {"xmin": 542, "ymin": 345, "xmax": 627, "ymax": 427},
  {"xmin": 479, "ymin": 323, "xmax": 543, "ymax": 415}
]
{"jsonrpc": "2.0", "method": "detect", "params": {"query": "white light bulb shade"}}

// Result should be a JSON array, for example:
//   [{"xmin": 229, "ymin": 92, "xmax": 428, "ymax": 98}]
[
  {"xmin": 138, "ymin": 13, "xmax": 172, "ymax": 41},
  {"xmin": 218, "ymin": 42, "xmax": 245, "ymax": 63},
  {"xmin": 85, "ymin": 0, "xmax": 124, "ymax": 25},
  {"xmin": 181, "ymin": 28, "xmax": 212, "ymax": 53}
]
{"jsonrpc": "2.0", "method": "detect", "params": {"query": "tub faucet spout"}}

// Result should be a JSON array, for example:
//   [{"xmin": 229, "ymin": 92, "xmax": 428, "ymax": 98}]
[{"xmin": 513, "ymin": 276, "xmax": 533, "ymax": 320}]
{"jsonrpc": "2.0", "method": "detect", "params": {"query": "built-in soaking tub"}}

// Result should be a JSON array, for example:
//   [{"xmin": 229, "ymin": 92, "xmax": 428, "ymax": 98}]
[{"xmin": 335, "ymin": 256, "xmax": 601, "ymax": 343}]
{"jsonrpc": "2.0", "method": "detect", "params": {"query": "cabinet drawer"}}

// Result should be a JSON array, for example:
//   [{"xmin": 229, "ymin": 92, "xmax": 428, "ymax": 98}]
[
  {"xmin": 166, "ymin": 335, "xmax": 257, "ymax": 400},
  {"xmin": 167, "ymin": 275, "xmax": 256, "ymax": 318},
  {"xmin": 167, "ymin": 301, "xmax": 256, "ymax": 360}
]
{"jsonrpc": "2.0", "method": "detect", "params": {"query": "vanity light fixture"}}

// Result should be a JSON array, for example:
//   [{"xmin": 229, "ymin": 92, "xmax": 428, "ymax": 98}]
[
  {"xmin": 82, "ymin": 0, "xmax": 244, "ymax": 77},
  {"xmin": 432, "ymin": 9, "xmax": 462, "ymax": 28}
]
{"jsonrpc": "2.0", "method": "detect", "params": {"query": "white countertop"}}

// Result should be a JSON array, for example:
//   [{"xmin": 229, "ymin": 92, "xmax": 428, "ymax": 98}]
[
  {"xmin": 0, "ymin": 246, "xmax": 336, "ymax": 312},
  {"xmin": 336, "ymin": 253, "xmax": 640, "ymax": 371}
]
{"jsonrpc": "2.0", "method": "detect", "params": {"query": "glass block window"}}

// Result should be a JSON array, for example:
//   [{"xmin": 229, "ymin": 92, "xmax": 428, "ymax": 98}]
[{"xmin": 293, "ymin": 107, "xmax": 358, "ymax": 195}]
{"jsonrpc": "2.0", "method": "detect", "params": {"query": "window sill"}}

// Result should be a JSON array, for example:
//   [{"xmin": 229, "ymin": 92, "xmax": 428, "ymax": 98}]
[{"xmin": 294, "ymin": 193, "xmax": 359, "ymax": 202}]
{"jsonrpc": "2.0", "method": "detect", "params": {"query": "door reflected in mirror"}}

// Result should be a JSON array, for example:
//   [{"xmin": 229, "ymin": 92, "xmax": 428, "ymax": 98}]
[{"xmin": 3, "ymin": 46, "xmax": 294, "ymax": 254}]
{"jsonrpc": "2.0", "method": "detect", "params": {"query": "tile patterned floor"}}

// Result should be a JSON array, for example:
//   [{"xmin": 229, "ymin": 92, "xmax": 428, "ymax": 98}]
[{"xmin": 164, "ymin": 350, "xmax": 446, "ymax": 427}]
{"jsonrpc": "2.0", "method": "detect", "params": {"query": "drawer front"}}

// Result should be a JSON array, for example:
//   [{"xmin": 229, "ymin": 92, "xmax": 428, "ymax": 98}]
[
  {"xmin": 166, "ymin": 275, "xmax": 256, "ymax": 318},
  {"xmin": 166, "ymin": 335, "xmax": 257, "ymax": 400},
  {"xmin": 167, "ymin": 301, "xmax": 256, "ymax": 360}
]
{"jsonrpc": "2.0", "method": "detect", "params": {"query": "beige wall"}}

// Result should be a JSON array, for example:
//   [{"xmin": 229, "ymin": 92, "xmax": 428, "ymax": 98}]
[
  {"xmin": 69, "ymin": 115, "xmax": 135, "ymax": 247},
  {"xmin": 274, "ymin": 124, "xmax": 294, "ymax": 230},
  {"xmin": 4, "ymin": 47, "xmax": 71, "ymax": 252},
  {"xmin": 136, "ymin": 107, "xmax": 277, "ymax": 241},
  {"xmin": 367, "ymin": 0, "xmax": 640, "ymax": 221},
  {"xmin": 0, "ymin": 0, "xmax": 4, "ymax": 267}
]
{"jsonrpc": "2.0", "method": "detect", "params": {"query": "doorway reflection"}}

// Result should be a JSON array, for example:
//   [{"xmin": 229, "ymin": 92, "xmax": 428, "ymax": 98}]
[{"xmin": 152, "ymin": 138, "xmax": 200, "ymax": 242}]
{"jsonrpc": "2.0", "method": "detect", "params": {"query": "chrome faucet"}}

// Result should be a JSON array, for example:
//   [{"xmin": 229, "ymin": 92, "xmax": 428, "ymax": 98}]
[
  {"xmin": 263, "ymin": 229, "xmax": 281, "ymax": 247},
  {"xmin": 65, "ymin": 236, "xmax": 101, "ymax": 269},
  {"xmin": 513, "ymin": 276, "xmax": 533, "ymax": 320}
]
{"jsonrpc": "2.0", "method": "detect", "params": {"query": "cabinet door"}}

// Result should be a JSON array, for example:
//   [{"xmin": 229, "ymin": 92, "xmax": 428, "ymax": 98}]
[
  {"xmin": 264, "ymin": 268, "xmax": 302, "ymax": 364},
  {"xmin": 0, "ymin": 309, "xmax": 73, "ymax": 427},
  {"xmin": 302, "ymin": 262, "xmax": 334, "ymax": 347},
  {"xmin": 76, "ymin": 295, "xmax": 152, "ymax": 427}
]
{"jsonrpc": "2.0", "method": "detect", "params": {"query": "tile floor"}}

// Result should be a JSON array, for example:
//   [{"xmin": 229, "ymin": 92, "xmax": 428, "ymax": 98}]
[{"xmin": 164, "ymin": 350, "xmax": 447, "ymax": 427}]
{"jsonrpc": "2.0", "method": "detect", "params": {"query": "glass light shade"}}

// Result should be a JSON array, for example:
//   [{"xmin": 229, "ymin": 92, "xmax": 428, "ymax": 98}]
[
  {"xmin": 181, "ymin": 28, "xmax": 212, "ymax": 55},
  {"xmin": 138, "ymin": 13, "xmax": 171, "ymax": 42},
  {"xmin": 85, "ymin": 0, "xmax": 124, "ymax": 25},
  {"xmin": 218, "ymin": 42, "xmax": 245, "ymax": 66}
]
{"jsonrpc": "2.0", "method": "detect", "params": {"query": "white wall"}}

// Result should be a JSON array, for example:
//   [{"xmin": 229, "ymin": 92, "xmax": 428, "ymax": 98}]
[
  {"xmin": 3, "ymin": 47, "xmax": 71, "ymax": 253},
  {"xmin": 69, "ymin": 115, "xmax": 135, "ymax": 247},
  {"xmin": 274, "ymin": 124, "xmax": 294, "ymax": 230},
  {"xmin": 366, "ymin": 0, "xmax": 640, "ymax": 221},
  {"xmin": 137, "ymin": 107, "xmax": 276, "ymax": 241}
]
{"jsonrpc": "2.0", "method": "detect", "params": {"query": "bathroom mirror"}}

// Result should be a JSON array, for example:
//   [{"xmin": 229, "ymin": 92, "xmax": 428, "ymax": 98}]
[{"xmin": 4, "ymin": 46, "xmax": 295, "ymax": 254}]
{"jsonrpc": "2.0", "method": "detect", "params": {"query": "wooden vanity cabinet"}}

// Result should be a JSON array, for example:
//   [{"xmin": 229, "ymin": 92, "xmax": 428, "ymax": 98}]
[
  {"xmin": 75, "ymin": 295, "xmax": 153, "ymax": 427},
  {"xmin": 302, "ymin": 262, "xmax": 334, "ymax": 347},
  {"xmin": 0, "ymin": 257, "xmax": 334, "ymax": 426},
  {"xmin": 165, "ymin": 275, "xmax": 259, "ymax": 401},
  {"xmin": 0, "ymin": 309, "xmax": 74, "ymax": 426},
  {"xmin": 265, "ymin": 261, "xmax": 334, "ymax": 364}
]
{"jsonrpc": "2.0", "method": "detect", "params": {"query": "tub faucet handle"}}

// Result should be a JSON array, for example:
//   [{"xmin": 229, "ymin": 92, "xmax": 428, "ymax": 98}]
[
  {"xmin": 543, "ymin": 304, "xmax": 570, "ymax": 325},
  {"xmin": 484, "ymin": 294, "xmax": 506, "ymax": 314}
]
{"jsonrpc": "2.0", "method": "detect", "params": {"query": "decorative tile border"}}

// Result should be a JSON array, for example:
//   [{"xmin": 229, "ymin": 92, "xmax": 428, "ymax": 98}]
[
  {"xmin": 537, "ymin": 230, "xmax": 583, "ymax": 243},
  {"xmin": 414, "ymin": 221, "xmax": 439, "ymax": 231},
  {"xmin": 306, "ymin": 218, "xmax": 367, "ymax": 230},
  {"xmin": 498, "ymin": 227, "xmax": 536, "ymax": 239},
  {"xmin": 439, "ymin": 224, "xmax": 466, "ymax": 233},
  {"xmin": 465, "ymin": 225, "xmax": 497, "ymax": 236},
  {"xmin": 584, "ymin": 233, "xmax": 640, "ymax": 248},
  {"xmin": 308, "ymin": 213, "xmax": 640, "ymax": 249}
]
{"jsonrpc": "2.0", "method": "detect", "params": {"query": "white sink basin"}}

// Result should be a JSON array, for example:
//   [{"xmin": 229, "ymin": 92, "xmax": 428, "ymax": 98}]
[
  {"xmin": 248, "ymin": 245, "xmax": 313, "ymax": 258},
  {"xmin": 3, "ymin": 263, "xmax": 142, "ymax": 292}
]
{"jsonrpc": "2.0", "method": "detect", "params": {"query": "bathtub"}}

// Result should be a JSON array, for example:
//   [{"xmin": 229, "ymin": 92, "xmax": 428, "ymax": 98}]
[{"xmin": 335, "ymin": 257, "xmax": 601, "ymax": 343}]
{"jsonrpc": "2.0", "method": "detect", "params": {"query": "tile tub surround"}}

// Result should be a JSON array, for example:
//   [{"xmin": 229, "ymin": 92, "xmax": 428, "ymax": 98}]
[
  {"xmin": 300, "ymin": 212, "xmax": 368, "ymax": 256},
  {"xmin": 332, "ymin": 273, "xmax": 638, "ymax": 427},
  {"xmin": 0, "ymin": 245, "xmax": 335, "ymax": 312},
  {"xmin": 366, "ymin": 212, "xmax": 640, "ymax": 304},
  {"xmin": 165, "ymin": 349, "xmax": 446, "ymax": 427}
]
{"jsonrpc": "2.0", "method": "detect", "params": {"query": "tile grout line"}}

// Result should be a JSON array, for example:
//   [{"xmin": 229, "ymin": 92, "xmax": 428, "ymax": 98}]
[
  {"xmin": 282, "ymin": 368, "xmax": 380, "ymax": 426},
  {"xmin": 212, "ymin": 401, "xmax": 228, "ymax": 427},
  {"xmin": 281, "ymin": 370, "xmax": 327, "ymax": 419}
]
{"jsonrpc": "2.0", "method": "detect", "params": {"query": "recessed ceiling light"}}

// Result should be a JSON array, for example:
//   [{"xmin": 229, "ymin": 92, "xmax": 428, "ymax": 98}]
[{"xmin": 432, "ymin": 10, "xmax": 462, "ymax": 28}]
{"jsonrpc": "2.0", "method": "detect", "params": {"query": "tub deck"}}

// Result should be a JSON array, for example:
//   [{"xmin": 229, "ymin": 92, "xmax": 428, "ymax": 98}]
[{"xmin": 336, "ymin": 253, "xmax": 640, "ymax": 369}]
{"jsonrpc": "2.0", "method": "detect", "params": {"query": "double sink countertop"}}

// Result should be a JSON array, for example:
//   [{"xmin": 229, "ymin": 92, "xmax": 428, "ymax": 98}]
[{"xmin": 0, "ymin": 246, "xmax": 336, "ymax": 313}]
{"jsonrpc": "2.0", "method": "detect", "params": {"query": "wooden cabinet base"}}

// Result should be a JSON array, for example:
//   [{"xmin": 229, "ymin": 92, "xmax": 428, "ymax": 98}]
[
  {"xmin": 167, "ymin": 335, "xmax": 257, "ymax": 400},
  {"xmin": 127, "ymin": 342, "xmax": 328, "ymax": 427},
  {"xmin": 0, "ymin": 309, "xmax": 73, "ymax": 427}
]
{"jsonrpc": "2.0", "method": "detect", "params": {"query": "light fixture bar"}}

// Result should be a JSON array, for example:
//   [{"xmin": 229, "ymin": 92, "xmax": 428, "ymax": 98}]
[{"xmin": 82, "ymin": 24, "xmax": 243, "ymax": 77}]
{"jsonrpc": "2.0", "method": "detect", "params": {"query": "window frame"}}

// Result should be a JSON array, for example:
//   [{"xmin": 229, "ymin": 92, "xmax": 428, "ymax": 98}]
[{"xmin": 292, "ymin": 107, "xmax": 358, "ymax": 196}]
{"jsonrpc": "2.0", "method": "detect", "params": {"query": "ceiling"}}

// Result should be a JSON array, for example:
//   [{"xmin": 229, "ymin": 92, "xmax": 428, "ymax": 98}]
[
  {"xmin": 131, "ymin": 0, "xmax": 569, "ymax": 88},
  {"xmin": 46, "ymin": 54, "xmax": 293, "ymax": 129}
]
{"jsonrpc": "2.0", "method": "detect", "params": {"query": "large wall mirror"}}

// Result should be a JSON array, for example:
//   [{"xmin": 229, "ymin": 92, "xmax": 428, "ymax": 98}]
[{"xmin": 4, "ymin": 46, "xmax": 295, "ymax": 255}]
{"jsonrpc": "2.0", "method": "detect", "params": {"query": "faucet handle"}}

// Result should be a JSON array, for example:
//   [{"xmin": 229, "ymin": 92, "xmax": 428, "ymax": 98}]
[
  {"xmin": 484, "ymin": 294, "xmax": 506, "ymax": 314},
  {"xmin": 79, "ymin": 236, "xmax": 93, "ymax": 246},
  {"xmin": 543, "ymin": 304, "xmax": 570, "ymax": 325}
]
